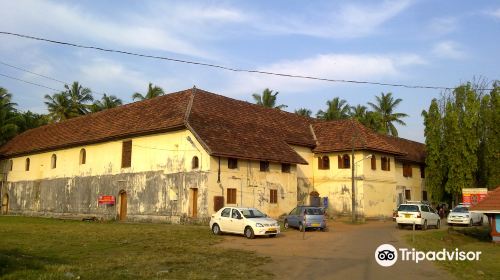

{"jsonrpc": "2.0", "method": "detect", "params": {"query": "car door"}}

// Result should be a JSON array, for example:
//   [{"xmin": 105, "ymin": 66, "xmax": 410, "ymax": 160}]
[
  {"xmin": 218, "ymin": 207, "xmax": 232, "ymax": 232},
  {"xmin": 227, "ymin": 209, "xmax": 245, "ymax": 233},
  {"xmin": 287, "ymin": 207, "xmax": 298, "ymax": 227}
]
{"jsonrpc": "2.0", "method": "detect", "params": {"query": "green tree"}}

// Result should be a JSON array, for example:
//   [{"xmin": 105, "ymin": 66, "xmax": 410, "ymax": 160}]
[
  {"xmin": 44, "ymin": 92, "xmax": 75, "ymax": 122},
  {"xmin": 367, "ymin": 92, "xmax": 408, "ymax": 136},
  {"xmin": 0, "ymin": 87, "xmax": 19, "ymax": 145},
  {"xmin": 252, "ymin": 88, "xmax": 287, "ymax": 110},
  {"xmin": 316, "ymin": 97, "xmax": 350, "ymax": 120},
  {"xmin": 65, "ymin": 82, "xmax": 94, "ymax": 115},
  {"xmin": 90, "ymin": 94, "xmax": 123, "ymax": 112},
  {"xmin": 132, "ymin": 82, "xmax": 165, "ymax": 101},
  {"xmin": 422, "ymin": 99, "xmax": 445, "ymax": 202},
  {"xmin": 16, "ymin": 111, "xmax": 49, "ymax": 132},
  {"xmin": 294, "ymin": 108, "xmax": 312, "ymax": 117}
]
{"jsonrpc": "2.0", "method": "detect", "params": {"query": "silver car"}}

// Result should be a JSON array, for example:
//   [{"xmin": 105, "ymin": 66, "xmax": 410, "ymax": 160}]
[{"xmin": 284, "ymin": 206, "xmax": 327, "ymax": 231}]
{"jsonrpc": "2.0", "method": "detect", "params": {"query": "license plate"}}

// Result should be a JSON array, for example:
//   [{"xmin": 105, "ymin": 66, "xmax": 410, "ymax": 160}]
[
  {"xmin": 312, "ymin": 223, "xmax": 320, "ymax": 227},
  {"xmin": 268, "ymin": 228, "xmax": 277, "ymax": 232},
  {"xmin": 405, "ymin": 214, "xmax": 411, "ymax": 218}
]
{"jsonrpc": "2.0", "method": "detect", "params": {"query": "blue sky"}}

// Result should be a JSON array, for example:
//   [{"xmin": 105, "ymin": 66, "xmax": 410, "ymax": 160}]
[{"xmin": 0, "ymin": 0, "xmax": 499, "ymax": 142}]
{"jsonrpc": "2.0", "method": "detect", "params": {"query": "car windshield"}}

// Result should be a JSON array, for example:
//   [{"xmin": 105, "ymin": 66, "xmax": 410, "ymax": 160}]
[
  {"xmin": 241, "ymin": 209, "xmax": 266, "ymax": 218},
  {"xmin": 398, "ymin": 205, "xmax": 419, "ymax": 212},
  {"xmin": 305, "ymin": 208, "xmax": 324, "ymax": 215},
  {"xmin": 452, "ymin": 207, "xmax": 469, "ymax": 213}
]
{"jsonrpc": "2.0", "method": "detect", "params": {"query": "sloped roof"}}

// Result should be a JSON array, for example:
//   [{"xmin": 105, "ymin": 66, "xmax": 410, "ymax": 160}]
[
  {"xmin": 470, "ymin": 187, "xmax": 500, "ymax": 213},
  {"xmin": 383, "ymin": 135, "xmax": 426, "ymax": 163},
  {"xmin": 312, "ymin": 119, "xmax": 405, "ymax": 156},
  {"xmin": 0, "ymin": 88, "xmax": 422, "ymax": 165}
]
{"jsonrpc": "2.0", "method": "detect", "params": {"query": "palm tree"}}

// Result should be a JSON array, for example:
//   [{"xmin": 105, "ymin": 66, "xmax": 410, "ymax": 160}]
[
  {"xmin": 368, "ymin": 92, "xmax": 408, "ymax": 136},
  {"xmin": 294, "ymin": 108, "xmax": 312, "ymax": 117},
  {"xmin": 252, "ymin": 88, "xmax": 287, "ymax": 110},
  {"xmin": 316, "ymin": 97, "xmax": 351, "ymax": 120},
  {"xmin": 90, "ymin": 94, "xmax": 123, "ymax": 112},
  {"xmin": 132, "ymin": 82, "xmax": 165, "ymax": 101},
  {"xmin": 0, "ymin": 87, "xmax": 19, "ymax": 145},
  {"xmin": 44, "ymin": 92, "xmax": 75, "ymax": 122},
  {"xmin": 65, "ymin": 82, "xmax": 94, "ymax": 115}
]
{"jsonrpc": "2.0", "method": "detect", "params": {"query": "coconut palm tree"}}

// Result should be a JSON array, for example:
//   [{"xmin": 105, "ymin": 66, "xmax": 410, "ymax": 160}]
[
  {"xmin": 44, "ymin": 92, "xmax": 75, "ymax": 122},
  {"xmin": 316, "ymin": 97, "xmax": 351, "ymax": 120},
  {"xmin": 294, "ymin": 108, "xmax": 312, "ymax": 117},
  {"xmin": 132, "ymin": 82, "xmax": 165, "ymax": 101},
  {"xmin": 252, "ymin": 88, "xmax": 287, "ymax": 110},
  {"xmin": 368, "ymin": 92, "xmax": 408, "ymax": 136},
  {"xmin": 0, "ymin": 87, "xmax": 19, "ymax": 145},
  {"xmin": 65, "ymin": 82, "xmax": 94, "ymax": 115},
  {"xmin": 90, "ymin": 94, "xmax": 123, "ymax": 112}
]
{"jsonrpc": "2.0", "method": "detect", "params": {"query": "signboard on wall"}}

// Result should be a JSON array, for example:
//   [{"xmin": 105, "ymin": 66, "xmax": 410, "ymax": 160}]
[
  {"xmin": 462, "ymin": 188, "xmax": 488, "ymax": 205},
  {"xmin": 98, "ymin": 195, "xmax": 115, "ymax": 205}
]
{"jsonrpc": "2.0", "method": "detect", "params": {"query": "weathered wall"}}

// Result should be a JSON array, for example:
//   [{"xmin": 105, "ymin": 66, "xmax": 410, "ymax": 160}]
[
  {"xmin": 206, "ymin": 156, "xmax": 299, "ymax": 218},
  {"xmin": 394, "ymin": 161, "xmax": 425, "ymax": 202},
  {"xmin": 4, "ymin": 170, "xmax": 208, "ymax": 222}
]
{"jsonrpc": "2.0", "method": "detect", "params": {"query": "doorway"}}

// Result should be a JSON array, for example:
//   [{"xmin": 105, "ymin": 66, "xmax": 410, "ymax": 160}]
[
  {"xmin": 191, "ymin": 188, "xmax": 198, "ymax": 218},
  {"xmin": 2, "ymin": 194, "xmax": 9, "ymax": 215},
  {"xmin": 119, "ymin": 190, "xmax": 127, "ymax": 221}
]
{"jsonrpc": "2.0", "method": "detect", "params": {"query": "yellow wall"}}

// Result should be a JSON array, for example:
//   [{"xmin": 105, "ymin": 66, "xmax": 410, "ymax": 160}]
[
  {"xmin": 5, "ymin": 129, "xmax": 210, "ymax": 182},
  {"xmin": 394, "ymin": 162, "xmax": 425, "ymax": 201}
]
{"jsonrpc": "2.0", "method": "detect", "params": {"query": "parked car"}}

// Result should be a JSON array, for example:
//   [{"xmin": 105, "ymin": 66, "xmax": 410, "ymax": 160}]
[
  {"xmin": 283, "ymin": 206, "xmax": 326, "ymax": 231},
  {"xmin": 395, "ymin": 202, "xmax": 441, "ymax": 230},
  {"xmin": 447, "ymin": 204, "xmax": 483, "ymax": 226},
  {"xmin": 209, "ymin": 207, "xmax": 280, "ymax": 239}
]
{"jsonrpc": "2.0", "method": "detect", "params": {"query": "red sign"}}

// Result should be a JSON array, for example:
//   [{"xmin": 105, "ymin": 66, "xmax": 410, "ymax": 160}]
[
  {"xmin": 98, "ymin": 195, "xmax": 115, "ymax": 205},
  {"xmin": 462, "ymin": 188, "xmax": 488, "ymax": 205}
]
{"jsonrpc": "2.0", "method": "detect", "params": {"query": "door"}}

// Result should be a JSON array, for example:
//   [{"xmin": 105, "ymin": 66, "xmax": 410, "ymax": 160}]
[
  {"xmin": 228, "ymin": 208, "xmax": 245, "ymax": 233},
  {"xmin": 191, "ymin": 188, "xmax": 198, "ymax": 218},
  {"xmin": 1, "ymin": 194, "xmax": 8, "ymax": 215},
  {"xmin": 288, "ymin": 207, "xmax": 300, "ymax": 227},
  {"xmin": 119, "ymin": 191, "xmax": 127, "ymax": 221}
]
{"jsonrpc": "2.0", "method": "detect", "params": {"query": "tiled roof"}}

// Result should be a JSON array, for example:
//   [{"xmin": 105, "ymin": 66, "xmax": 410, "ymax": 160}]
[
  {"xmin": 312, "ymin": 119, "xmax": 405, "ymax": 156},
  {"xmin": 0, "ymin": 88, "xmax": 424, "ymax": 165},
  {"xmin": 383, "ymin": 135, "xmax": 426, "ymax": 163},
  {"xmin": 470, "ymin": 187, "xmax": 500, "ymax": 212},
  {"xmin": 0, "ymin": 90, "xmax": 191, "ymax": 157}
]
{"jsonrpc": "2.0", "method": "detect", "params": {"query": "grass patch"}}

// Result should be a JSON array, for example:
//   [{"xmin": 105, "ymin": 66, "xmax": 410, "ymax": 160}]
[
  {"xmin": 0, "ymin": 216, "xmax": 273, "ymax": 279},
  {"xmin": 406, "ymin": 226, "xmax": 500, "ymax": 280}
]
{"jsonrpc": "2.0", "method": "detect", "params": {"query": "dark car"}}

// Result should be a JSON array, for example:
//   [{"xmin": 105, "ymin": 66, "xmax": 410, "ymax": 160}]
[{"xmin": 283, "ymin": 206, "xmax": 326, "ymax": 231}]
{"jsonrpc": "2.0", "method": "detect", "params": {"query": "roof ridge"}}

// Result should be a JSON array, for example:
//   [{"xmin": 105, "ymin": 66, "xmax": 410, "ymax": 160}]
[{"xmin": 184, "ymin": 87, "xmax": 196, "ymax": 124}]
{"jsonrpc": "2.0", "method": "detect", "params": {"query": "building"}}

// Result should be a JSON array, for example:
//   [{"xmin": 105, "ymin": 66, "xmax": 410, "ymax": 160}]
[
  {"xmin": 0, "ymin": 88, "xmax": 426, "ymax": 222},
  {"xmin": 470, "ymin": 187, "xmax": 500, "ymax": 242}
]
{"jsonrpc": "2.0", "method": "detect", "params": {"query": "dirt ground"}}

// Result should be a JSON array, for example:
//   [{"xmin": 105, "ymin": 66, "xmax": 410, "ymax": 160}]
[{"xmin": 217, "ymin": 220, "xmax": 454, "ymax": 280}]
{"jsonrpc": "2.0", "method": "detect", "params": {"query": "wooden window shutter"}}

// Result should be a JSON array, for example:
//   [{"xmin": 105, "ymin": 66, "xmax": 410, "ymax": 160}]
[
  {"xmin": 388, "ymin": 158, "xmax": 391, "ymax": 171},
  {"xmin": 318, "ymin": 157, "xmax": 323, "ymax": 169},
  {"xmin": 371, "ymin": 155, "xmax": 376, "ymax": 170},
  {"xmin": 122, "ymin": 140, "xmax": 132, "ymax": 168},
  {"xmin": 338, "ymin": 155, "xmax": 343, "ymax": 169},
  {"xmin": 214, "ymin": 196, "xmax": 224, "ymax": 212}
]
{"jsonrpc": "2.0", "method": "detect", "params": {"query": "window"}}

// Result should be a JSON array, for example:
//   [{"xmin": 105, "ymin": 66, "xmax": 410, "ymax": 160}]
[
  {"xmin": 221, "ymin": 208, "xmax": 231, "ymax": 217},
  {"xmin": 227, "ymin": 188, "xmax": 237, "ymax": 204},
  {"xmin": 405, "ymin": 189, "xmax": 411, "ymax": 200},
  {"xmin": 281, "ymin": 163, "xmax": 291, "ymax": 173},
  {"xmin": 381, "ymin": 156, "xmax": 390, "ymax": 171},
  {"xmin": 231, "ymin": 209, "xmax": 241, "ymax": 219},
  {"xmin": 318, "ymin": 156, "xmax": 330, "ymax": 170},
  {"xmin": 79, "ymin": 149, "xmax": 86, "ymax": 165},
  {"xmin": 121, "ymin": 140, "xmax": 132, "ymax": 168},
  {"xmin": 9, "ymin": 160, "xmax": 13, "ymax": 171},
  {"xmin": 403, "ymin": 163, "xmax": 413, "ymax": 177},
  {"xmin": 421, "ymin": 205, "xmax": 429, "ymax": 212},
  {"xmin": 338, "ymin": 154, "xmax": 350, "ymax": 169},
  {"xmin": 420, "ymin": 165, "xmax": 425, "ymax": 178},
  {"xmin": 422, "ymin": 191, "xmax": 428, "ymax": 201},
  {"xmin": 371, "ymin": 155, "xmax": 376, "ymax": 170},
  {"xmin": 191, "ymin": 156, "xmax": 199, "ymax": 169},
  {"xmin": 270, "ymin": 189, "xmax": 278, "ymax": 204},
  {"xmin": 260, "ymin": 161, "xmax": 270, "ymax": 172},
  {"xmin": 25, "ymin": 158, "xmax": 30, "ymax": 171},
  {"xmin": 51, "ymin": 154, "xmax": 57, "ymax": 169},
  {"xmin": 228, "ymin": 158, "xmax": 238, "ymax": 169}
]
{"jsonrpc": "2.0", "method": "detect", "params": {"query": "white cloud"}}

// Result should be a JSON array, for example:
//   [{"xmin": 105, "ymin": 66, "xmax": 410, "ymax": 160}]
[
  {"xmin": 426, "ymin": 17, "xmax": 458, "ymax": 36},
  {"xmin": 223, "ymin": 53, "xmax": 426, "ymax": 95},
  {"xmin": 432, "ymin": 41, "xmax": 465, "ymax": 59},
  {"xmin": 252, "ymin": 0, "xmax": 413, "ymax": 38},
  {"xmin": 487, "ymin": 8, "xmax": 500, "ymax": 19}
]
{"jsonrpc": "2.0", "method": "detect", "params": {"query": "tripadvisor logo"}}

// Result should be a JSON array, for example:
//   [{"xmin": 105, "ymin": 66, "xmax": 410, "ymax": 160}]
[{"xmin": 375, "ymin": 244, "xmax": 482, "ymax": 267}]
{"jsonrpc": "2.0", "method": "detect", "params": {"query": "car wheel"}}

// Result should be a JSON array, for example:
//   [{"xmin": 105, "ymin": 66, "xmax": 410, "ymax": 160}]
[
  {"xmin": 299, "ymin": 223, "xmax": 305, "ymax": 232},
  {"xmin": 436, "ymin": 220, "xmax": 441, "ymax": 229},
  {"xmin": 422, "ymin": 220, "xmax": 427, "ymax": 231},
  {"xmin": 212, "ymin": 224, "xmax": 221, "ymax": 235},
  {"xmin": 284, "ymin": 220, "xmax": 289, "ymax": 229},
  {"xmin": 244, "ymin": 226, "xmax": 255, "ymax": 239},
  {"xmin": 469, "ymin": 219, "xmax": 473, "ymax": 227}
]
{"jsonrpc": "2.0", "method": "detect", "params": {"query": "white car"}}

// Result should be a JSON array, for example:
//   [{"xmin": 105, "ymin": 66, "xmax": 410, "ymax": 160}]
[
  {"xmin": 447, "ymin": 204, "xmax": 483, "ymax": 226},
  {"xmin": 395, "ymin": 202, "xmax": 441, "ymax": 230},
  {"xmin": 209, "ymin": 207, "xmax": 280, "ymax": 239}
]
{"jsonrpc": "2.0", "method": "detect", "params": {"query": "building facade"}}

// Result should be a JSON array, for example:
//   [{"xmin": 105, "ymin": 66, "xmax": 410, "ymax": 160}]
[{"xmin": 0, "ymin": 88, "xmax": 426, "ymax": 221}]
